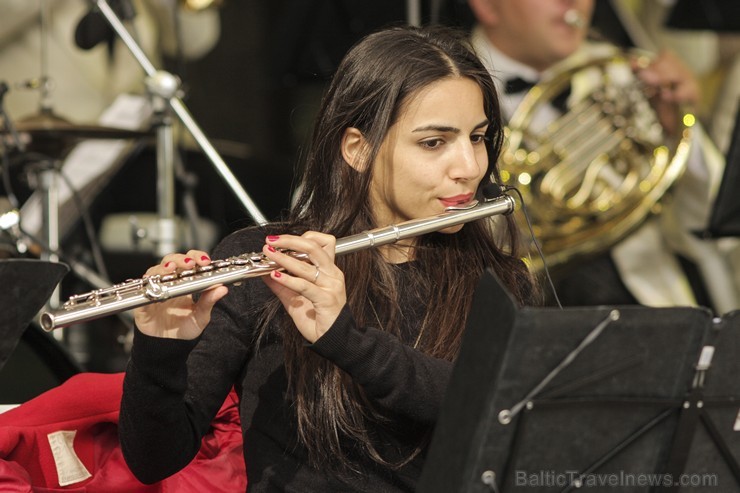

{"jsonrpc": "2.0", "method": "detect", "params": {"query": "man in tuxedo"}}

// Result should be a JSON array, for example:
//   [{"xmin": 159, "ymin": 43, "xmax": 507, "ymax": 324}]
[{"xmin": 468, "ymin": 0, "xmax": 740, "ymax": 314}]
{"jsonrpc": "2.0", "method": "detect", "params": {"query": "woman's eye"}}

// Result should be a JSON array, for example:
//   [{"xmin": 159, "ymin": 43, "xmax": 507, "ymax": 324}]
[
  {"xmin": 420, "ymin": 138, "xmax": 444, "ymax": 149},
  {"xmin": 471, "ymin": 134, "xmax": 489, "ymax": 144}
]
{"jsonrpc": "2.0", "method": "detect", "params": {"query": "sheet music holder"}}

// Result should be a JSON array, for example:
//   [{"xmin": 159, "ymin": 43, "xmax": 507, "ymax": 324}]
[
  {"xmin": 706, "ymin": 106, "xmax": 740, "ymax": 237},
  {"xmin": 0, "ymin": 259, "xmax": 68, "ymax": 372},
  {"xmin": 419, "ymin": 269, "xmax": 740, "ymax": 492}
]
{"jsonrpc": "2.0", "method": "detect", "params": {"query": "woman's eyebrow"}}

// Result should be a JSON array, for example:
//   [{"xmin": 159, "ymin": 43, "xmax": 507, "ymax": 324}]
[{"xmin": 412, "ymin": 119, "xmax": 489, "ymax": 133}]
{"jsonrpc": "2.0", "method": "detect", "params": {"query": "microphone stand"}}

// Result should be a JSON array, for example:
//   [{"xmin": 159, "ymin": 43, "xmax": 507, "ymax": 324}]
[{"xmin": 93, "ymin": 0, "xmax": 268, "ymax": 258}]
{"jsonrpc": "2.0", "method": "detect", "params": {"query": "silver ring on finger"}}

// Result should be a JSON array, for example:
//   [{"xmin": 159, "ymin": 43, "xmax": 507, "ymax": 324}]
[{"xmin": 313, "ymin": 265, "xmax": 320, "ymax": 283}]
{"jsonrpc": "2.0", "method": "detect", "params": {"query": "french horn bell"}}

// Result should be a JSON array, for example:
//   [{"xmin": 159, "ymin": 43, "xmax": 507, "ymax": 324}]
[{"xmin": 499, "ymin": 46, "xmax": 693, "ymax": 272}]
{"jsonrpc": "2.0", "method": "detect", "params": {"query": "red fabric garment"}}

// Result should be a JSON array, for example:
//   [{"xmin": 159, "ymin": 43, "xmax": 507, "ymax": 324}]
[{"xmin": 0, "ymin": 372, "xmax": 246, "ymax": 492}]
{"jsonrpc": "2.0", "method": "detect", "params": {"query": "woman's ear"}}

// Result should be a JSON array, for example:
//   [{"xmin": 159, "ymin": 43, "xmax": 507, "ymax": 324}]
[{"xmin": 341, "ymin": 127, "xmax": 370, "ymax": 171}]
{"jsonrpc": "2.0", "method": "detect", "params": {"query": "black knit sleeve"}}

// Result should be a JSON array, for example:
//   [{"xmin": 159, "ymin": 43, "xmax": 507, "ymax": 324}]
[
  {"xmin": 119, "ymin": 329, "xmax": 202, "ymax": 483},
  {"xmin": 309, "ymin": 305, "xmax": 452, "ymax": 424},
  {"xmin": 119, "ymin": 228, "xmax": 268, "ymax": 484}
]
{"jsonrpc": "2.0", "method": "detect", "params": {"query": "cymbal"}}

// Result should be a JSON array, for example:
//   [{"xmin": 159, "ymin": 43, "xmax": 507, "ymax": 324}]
[
  {"xmin": 1, "ymin": 109, "xmax": 151, "ymax": 157},
  {"xmin": 14, "ymin": 110, "xmax": 151, "ymax": 140}
]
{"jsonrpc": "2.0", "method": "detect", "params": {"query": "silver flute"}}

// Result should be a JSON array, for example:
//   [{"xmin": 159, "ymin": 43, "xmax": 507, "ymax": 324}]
[{"xmin": 40, "ymin": 194, "xmax": 515, "ymax": 331}]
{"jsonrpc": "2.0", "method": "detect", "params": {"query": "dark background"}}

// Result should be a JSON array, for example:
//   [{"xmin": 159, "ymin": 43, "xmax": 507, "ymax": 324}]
[{"xmin": 3, "ymin": 0, "xmax": 732, "ymax": 386}]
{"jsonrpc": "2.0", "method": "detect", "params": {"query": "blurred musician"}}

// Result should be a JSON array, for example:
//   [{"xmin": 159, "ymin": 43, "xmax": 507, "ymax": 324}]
[{"xmin": 468, "ymin": 0, "xmax": 740, "ymax": 314}]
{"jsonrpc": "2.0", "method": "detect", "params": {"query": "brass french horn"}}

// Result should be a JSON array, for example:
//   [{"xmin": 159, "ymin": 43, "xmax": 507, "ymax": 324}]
[{"xmin": 499, "ymin": 46, "xmax": 693, "ymax": 271}]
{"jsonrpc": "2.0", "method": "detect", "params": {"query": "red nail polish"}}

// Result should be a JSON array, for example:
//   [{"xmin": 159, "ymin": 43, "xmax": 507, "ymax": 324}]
[
  {"xmin": 164, "ymin": 261, "xmax": 173, "ymax": 268},
  {"xmin": 267, "ymin": 245, "xmax": 276, "ymax": 252},
  {"xmin": 267, "ymin": 235, "xmax": 280, "ymax": 242},
  {"xmin": 201, "ymin": 255, "xmax": 210, "ymax": 261},
  {"xmin": 274, "ymin": 271, "xmax": 282, "ymax": 278},
  {"xmin": 184, "ymin": 257, "xmax": 193, "ymax": 263}
]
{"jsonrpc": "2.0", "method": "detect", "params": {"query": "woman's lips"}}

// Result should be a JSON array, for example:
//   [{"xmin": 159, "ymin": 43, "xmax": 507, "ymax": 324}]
[{"xmin": 439, "ymin": 193, "xmax": 474, "ymax": 208}]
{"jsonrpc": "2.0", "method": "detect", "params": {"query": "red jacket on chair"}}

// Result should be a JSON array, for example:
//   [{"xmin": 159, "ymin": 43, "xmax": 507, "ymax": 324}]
[{"xmin": 0, "ymin": 372, "xmax": 246, "ymax": 492}]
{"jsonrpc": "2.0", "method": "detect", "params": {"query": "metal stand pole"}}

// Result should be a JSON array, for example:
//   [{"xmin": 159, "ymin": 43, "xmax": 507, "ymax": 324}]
[
  {"xmin": 37, "ymin": 164, "xmax": 62, "ymax": 340},
  {"xmin": 94, "ymin": 0, "xmax": 268, "ymax": 228},
  {"xmin": 38, "ymin": 168, "xmax": 60, "ymax": 292},
  {"xmin": 406, "ymin": 0, "xmax": 421, "ymax": 26},
  {"xmin": 147, "ymin": 72, "xmax": 179, "ymax": 256}
]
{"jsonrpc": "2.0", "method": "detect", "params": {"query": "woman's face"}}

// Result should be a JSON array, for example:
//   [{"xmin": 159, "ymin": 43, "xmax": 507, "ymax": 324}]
[{"xmin": 369, "ymin": 76, "xmax": 490, "ymax": 233}]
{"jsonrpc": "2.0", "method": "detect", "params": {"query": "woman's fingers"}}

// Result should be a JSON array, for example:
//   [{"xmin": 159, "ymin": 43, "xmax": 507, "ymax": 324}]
[
  {"xmin": 300, "ymin": 231, "xmax": 337, "ymax": 262},
  {"xmin": 261, "ymin": 232, "xmax": 346, "ymax": 343},
  {"xmin": 134, "ymin": 249, "xmax": 222, "ymax": 340},
  {"xmin": 193, "ymin": 285, "xmax": 229, "ymax": 326},
  {"xmin": 145, "ymin": 250, "xmax": 212, "ymax": 277},
  {"xmin": 263, "ymin": 233, "xmax": 338, "ymax": 283}
]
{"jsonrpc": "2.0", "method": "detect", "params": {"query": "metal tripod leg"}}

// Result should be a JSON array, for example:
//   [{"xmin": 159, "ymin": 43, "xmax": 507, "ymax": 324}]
[{"xmin": 36, "ymin": 164, "xmax": 62, "ymax": 340}]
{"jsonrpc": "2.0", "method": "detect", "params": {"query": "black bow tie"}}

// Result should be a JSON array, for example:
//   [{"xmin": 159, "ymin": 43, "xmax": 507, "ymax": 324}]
[
  {"xmin": 504, "ymin": 77, "xmax": 537, "ymax": 95},
  {"xmin": 503, "ymin": 77, "xmax": 571, "ymax": 113}
]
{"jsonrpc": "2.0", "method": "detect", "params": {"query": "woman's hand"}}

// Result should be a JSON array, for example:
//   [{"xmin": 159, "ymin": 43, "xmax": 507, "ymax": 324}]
[
  {"xmin": 261, "ymin": 232, "xmax": 347, "ymax": 344},
  {"xmin": 133, "ymin": 250, "xmax": 229, "ymax": 340}
]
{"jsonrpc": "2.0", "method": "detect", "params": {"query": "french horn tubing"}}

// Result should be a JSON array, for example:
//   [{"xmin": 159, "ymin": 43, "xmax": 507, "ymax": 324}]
[
  {"xmin": 40, "ymin": 194, "xmax": 515, "ymax": 331},
  {"xmin": 498, "ymin": 46, "xmax": 693, "ymax": 271}
]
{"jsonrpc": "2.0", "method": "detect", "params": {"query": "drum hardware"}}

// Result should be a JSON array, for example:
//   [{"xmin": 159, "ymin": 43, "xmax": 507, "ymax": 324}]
[
  {"xmin": 0, "ymin": 190, "xmax": 134, "ymax": 319},
  {"xmin": 92, "ymin": 0, "xmax": 267, "ymax": 235},
  {"xmin": 0, "ymin": 4, "xmax": 139, "ymax": 370},
  {"xmin": 13, "ymin": 155, "xmax": 113, "ymax": 302},
  {"xmin": 5, "ymin": 147, "xmax": 91, "ymax": 312},
  {"xmin": 36, "ymin": 159, "xmax": 61, "ymax": 307},
  {"xmin": 1, "ymin": 105, "xmax": 135, "ymax": 333},
  {"xmin": 98, "ymin": 212, "xmax": 219, "ymax": 255},
  {"xmin": 1, "ymin": 84, "xmax": 23, "ymax": 227},
  {"xmin": 0, "ymin": 208, "xmax": 26, "ymax": 257},
  {"xmin": 1, "ymin": 1, "xmax": 132, "ymax": 317},
  {"xmin": 38, "ymin": 0, "xmax": 53, "ymax": 116},
  {"xmin": 14, "ymin": 112, "xmax": 152, "ymax": 142}
]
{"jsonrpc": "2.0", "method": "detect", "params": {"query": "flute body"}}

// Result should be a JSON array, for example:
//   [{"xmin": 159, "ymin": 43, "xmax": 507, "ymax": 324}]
[{"xmin": 40, "ymin": 194, "xmax": 515, "ymax": 331}]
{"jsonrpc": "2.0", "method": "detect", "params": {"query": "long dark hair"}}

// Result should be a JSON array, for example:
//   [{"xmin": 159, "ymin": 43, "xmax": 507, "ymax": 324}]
[{"xmin": 261, "ymin": 24, "xmax": 535, "ymax": 473}]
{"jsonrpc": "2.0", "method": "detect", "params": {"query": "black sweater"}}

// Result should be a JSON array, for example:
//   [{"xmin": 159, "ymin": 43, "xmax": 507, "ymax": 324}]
[{"xmin": 119, "ymin": 228, "xmax": 453, "ymax": 492}]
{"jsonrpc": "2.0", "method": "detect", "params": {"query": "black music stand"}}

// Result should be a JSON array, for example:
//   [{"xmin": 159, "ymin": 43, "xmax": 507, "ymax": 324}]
[
  {"xmin": 706, "ymin": 106, "xmax": 740, "ymax": 237},
  {"xmin": 0, "ymin": 259, "xmax": 68, "ymax": 372},
  {"xmin": 419, "ymin": 270, "xmax": 740, "ymax": 492}
]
